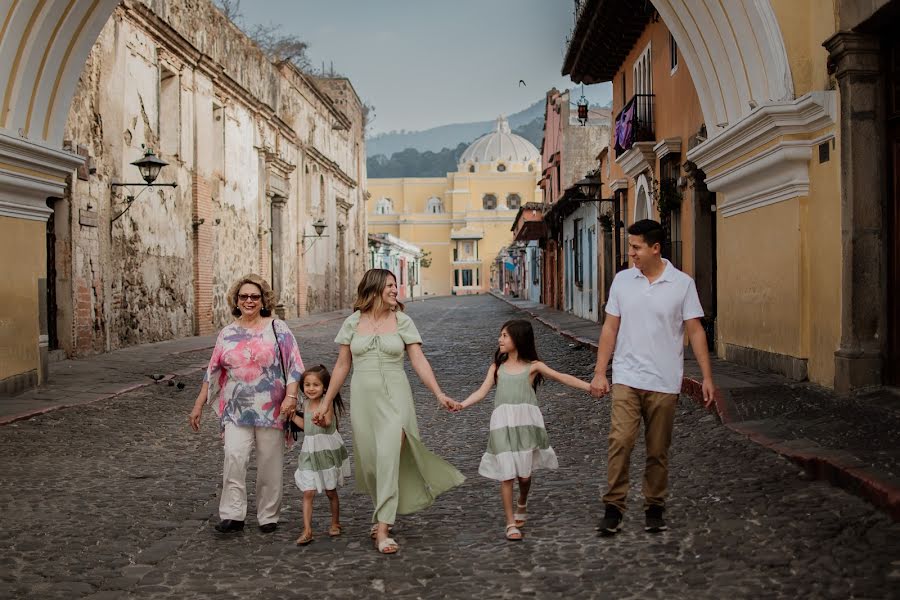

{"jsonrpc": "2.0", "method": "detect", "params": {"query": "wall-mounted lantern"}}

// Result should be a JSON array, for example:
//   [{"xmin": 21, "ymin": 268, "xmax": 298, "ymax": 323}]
[
  {"xmin": 301, "ymin": 218, "xmax": 329, "ymax": 254},
  {"xmin": 577, "ymin": 85, "xmax": 589, "ymax": 126},
  {"xmin": 574, "ymin": 170, "xmax": 602, "ymax": 200},
  {"xmin": 110, "ymin": 147, "xmax": 178, "ymax": 223}
]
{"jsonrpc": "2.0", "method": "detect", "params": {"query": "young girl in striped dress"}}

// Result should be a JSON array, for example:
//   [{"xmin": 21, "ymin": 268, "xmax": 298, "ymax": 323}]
[
  {"xmin": 457, "ymin": 319, "xmax": 591, "ymax": 541},
  {"xmin": 292, "ymin": 365, "xmax": 350, "ymax": 545}
]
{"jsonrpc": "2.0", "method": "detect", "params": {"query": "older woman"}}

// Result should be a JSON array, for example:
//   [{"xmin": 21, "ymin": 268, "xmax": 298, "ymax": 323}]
[
  {"xmin": 189, "ymin": 274, "xmax": 303, "ymax": 534},
  {"xmin": 314, "ymin": 268, "xmax": 464, "ymax": 554}
]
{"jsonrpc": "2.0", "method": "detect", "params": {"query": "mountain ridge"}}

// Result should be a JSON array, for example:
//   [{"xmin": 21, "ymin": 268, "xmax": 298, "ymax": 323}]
[{"xmin": 367, "ymin": 99, "xmax": 546, "ymax": 157}]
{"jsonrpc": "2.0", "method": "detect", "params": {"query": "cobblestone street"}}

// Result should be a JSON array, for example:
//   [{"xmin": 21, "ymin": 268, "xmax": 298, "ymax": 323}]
[{"xmin": 1, "ymin": 296, "xmax": 898, "ymax": 599}]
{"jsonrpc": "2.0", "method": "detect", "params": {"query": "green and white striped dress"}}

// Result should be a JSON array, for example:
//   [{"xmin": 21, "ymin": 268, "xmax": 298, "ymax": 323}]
[
  {"xmin": 294, "ymin": 399, "xmax": 351, "ymax": 493},
  {"xmin": 478, "ymin": 363, "xmax": 558, "ymax": 481}
]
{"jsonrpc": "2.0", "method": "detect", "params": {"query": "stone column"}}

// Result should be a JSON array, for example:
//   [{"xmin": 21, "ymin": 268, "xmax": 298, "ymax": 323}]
[
  {"xmin": 824, "ymin": 32, "xmax": 886, "ymax": 392},
  {"xmin": 270, "ymin": 194, "xmax": 286, "ymax": 319}
]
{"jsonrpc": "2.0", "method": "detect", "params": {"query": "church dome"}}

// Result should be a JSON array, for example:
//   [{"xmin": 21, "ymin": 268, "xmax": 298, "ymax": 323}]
[{"xmin": 459, "ymin": 116, "xmax": 540, "ymax": 169}]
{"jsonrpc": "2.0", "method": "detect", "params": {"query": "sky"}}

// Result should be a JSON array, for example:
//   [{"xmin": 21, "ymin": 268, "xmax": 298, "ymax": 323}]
[{"xmin": 237, "ymin": 0, "xmax": 612, "ymax": 135}]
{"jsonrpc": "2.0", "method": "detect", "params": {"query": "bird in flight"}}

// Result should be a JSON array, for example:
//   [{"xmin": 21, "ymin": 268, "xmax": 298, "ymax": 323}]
[{"xmin": 518, "ymin": 79, "xmax": 526, "ymax": 87}]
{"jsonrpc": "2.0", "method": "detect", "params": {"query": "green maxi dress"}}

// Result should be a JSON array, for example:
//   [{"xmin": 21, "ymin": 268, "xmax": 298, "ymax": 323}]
[{"xmin": 335, "ymin": 310, "xmax": 465, "ymax": 524}]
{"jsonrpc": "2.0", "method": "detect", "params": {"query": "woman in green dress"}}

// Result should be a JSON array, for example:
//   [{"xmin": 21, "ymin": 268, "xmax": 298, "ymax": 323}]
[{"xmin": 313, "ymin": 269, "xmax": 464, "ymax": 554}]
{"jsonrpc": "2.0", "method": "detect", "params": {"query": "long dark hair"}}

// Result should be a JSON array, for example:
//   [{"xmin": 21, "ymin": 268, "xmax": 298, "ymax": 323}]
[
  {"xmin": 493, "ymin": 319, "xmax": 543, "ymax": 390},
  {"xmin": 301, "ymin": 365, "xmax": 344, "ymax": 419}
]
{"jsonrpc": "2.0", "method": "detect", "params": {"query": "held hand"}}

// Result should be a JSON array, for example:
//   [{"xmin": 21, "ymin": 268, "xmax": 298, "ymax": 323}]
[
  {"xmin": 280, "ymin": 397, "xmax": 297, "ymax": 420},
  {"xmin": 702, "ymin": 379, "xmax": 716, "ymax": 409},
  {"xmin": 437, "ymin": 393, "xmax": 457, "ymax": 411},
  {"xmin": 189, "ymin": 403, "xmax": 203, "ymax": 432},
  {"xmin": 312, "ymin": 410, "xmax": 326, "ymax": 426},
  {"xmin": 590, "ymin": 373, "xmax": 610, "ymax": 398}
]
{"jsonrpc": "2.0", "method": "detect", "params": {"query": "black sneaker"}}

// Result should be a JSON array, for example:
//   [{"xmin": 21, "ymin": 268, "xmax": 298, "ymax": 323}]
[
  {"xmin": 214, "ymin": 519, "xmax": 245, "ymax": 533},
  {"xmin": 645, "ymin": 506, "xmax": 667, "ymax": 533},
  {"xmin": 597, "ymin": 506, "xmax": 623, "ymax": 536}
]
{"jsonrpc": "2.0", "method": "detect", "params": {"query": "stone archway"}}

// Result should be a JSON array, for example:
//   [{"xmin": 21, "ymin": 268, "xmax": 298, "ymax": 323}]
[
  {"xmin": 1, "ymin": 0, "xmax": 123, "ymax": 220},
  {"xmin": 650, "ymin": 0, "xmax": 793, "ymax": 135},
  {"xmin": 0, "ymin": 1, "xmax": 121, "ymax": 392},
  {"xmin": 1, "ymin": 0, "xmax": 121, "ymax": 149}
]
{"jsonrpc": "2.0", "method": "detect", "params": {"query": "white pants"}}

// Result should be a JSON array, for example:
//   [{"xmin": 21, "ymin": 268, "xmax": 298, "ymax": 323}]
[{"xmin": 220, "ymin": 422, "xmax": 284, "ymax": 525}]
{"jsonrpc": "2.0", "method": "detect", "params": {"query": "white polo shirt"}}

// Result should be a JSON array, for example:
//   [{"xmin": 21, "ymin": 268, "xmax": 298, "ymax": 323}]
[{"xmin": 605, "ymin": 259, "xmax": 705, "ymax": 394}]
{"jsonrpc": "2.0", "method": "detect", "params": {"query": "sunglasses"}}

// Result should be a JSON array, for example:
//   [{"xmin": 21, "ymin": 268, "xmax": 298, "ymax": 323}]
[{"xmin": 238, "ymin": 293, "xmax": 262, "ymax": 301}]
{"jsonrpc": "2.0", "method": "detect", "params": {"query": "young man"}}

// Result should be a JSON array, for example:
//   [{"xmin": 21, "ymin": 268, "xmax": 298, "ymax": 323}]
[{"xmin": 590, "ymin": 219, "xmax": 715, "ymax": 535}]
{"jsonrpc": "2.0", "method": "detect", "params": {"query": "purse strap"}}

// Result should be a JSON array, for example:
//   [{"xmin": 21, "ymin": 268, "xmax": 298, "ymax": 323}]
[{"xmin": 273, "ymin": 320, "xmax": 286, "ymax": 383}]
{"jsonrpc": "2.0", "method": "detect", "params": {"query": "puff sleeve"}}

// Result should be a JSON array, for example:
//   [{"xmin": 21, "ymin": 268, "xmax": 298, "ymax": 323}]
[
  {"xmin": 397, "ymin": 312, "xmax": 423, "ymax": 346},
  {"xmin": 334, "ymin": 311, "xmax": 360, "ymax": 345}
]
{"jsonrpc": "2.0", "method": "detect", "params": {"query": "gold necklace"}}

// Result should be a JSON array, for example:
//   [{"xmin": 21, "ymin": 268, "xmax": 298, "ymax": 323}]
[{"xmin": 369, "ymin": 311, "xmax": 391, "ymax": 333}]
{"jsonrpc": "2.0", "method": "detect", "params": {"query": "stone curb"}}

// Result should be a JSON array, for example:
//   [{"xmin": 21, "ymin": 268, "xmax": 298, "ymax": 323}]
[
  {"xmin": 490, "ymin": 292, "xmax": 900, "ymax": 522},
  {"xmin": 680, "ymin": 376, "xmax": 900, "ymax": 522},
  {"xmin": 0, "ymin": 314, "xmax": 348, "ymax": 427}
]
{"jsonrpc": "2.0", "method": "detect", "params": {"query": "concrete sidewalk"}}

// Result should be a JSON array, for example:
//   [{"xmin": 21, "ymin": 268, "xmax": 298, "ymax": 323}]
[
  {"xmin": 492, "ymin": 292, "xmax": 900, "ymax": 521},
  {"xmin": 0, "ymin": 309, "xmax": 352, "ymax": 425}
]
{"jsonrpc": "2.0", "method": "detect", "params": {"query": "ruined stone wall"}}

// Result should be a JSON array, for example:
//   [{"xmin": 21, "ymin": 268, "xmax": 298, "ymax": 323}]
[
  {"xmin": 63, "ymin": 13, "xmax": 197, "ymax": 355},
  {"xmin": 315, "ymin": 77, "xmax": 369, "ymax": 300},
  {"xmin": 58, "ymin": 0, "xmax": 367, "ymax": 357}
]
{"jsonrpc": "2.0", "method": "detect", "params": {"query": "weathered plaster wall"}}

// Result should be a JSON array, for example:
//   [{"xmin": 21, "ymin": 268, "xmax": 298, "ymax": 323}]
[{"xmin": 57, "ymin": 0, "xmax": 366, "ymax": 357}]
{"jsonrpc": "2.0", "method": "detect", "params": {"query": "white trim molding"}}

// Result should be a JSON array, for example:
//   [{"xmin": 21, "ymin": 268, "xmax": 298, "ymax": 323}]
[
  {"xmin": 686, "ymin": 91, "xmax": 837, "ymax": 174},
  {"xmin": 0, "ymin": 131, "xmax": 84, "ymax": 221},
  {"xmin": 450, "ymin": 228, "xmax": 485, "ymax": 240},
  {"xmin": 615, "ymin": 141, "xmax": 656, "ymax": 179},
  {"xmin": 608, "ymin": 178, "xmax": 629, "ymax": 192},
  {"xmin": 705, "ymin": 134, "xmax": 834, "ymax": 217},
  {"xmin": 653, "ymin": 137, "xmax": 682, "ymax": 160}
]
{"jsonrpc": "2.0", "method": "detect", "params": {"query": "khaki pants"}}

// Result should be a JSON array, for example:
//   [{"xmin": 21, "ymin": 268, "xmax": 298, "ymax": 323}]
[
  {"xmin": 220, "ymin": 422, "xmax": 284, "ymax": 525},
  {"xmin": 602, "ymin": 384, "xmax": 678, "ymax": 512}
]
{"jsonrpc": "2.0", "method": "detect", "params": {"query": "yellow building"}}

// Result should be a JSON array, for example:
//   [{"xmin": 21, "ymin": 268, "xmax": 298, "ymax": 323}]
[
  {"xmin": 368, "ymin": 117, "xmax": 542, "ymax": 296},
  {"xmin": 564, "ymin": 0, "xmax": 899, "ymax": 391}
]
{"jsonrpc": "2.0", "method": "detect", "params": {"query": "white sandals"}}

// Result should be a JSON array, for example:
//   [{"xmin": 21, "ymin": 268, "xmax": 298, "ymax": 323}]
[
  {"xmin": 505, "ymin": 524, "xmax": 523, "ymax": 541},
  {"xmin": 377, "ymin": 537, "xmax": 399, "ymax": 554},
  {"xmin": 514, "ymin": 501, "xmax": 527, "ymax": 527}
]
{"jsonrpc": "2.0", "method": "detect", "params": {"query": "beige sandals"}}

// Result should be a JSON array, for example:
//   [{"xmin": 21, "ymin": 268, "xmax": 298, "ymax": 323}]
[
  {"xmin": 514, "ymin": 501, "xmax": 528, "ymax": 527},
  {"xmin": 376, "ymin": 537, "xmax": 399, "ymax": 554},
  {"xmin": 505, "ymin": 524, "xmax": 523, "ymax": 541}
]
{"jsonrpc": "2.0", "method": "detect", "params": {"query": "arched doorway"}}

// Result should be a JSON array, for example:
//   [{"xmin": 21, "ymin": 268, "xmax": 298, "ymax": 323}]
[{"xmin": 634, "ymin": 173, "xmax": 652, "ymax": 221}]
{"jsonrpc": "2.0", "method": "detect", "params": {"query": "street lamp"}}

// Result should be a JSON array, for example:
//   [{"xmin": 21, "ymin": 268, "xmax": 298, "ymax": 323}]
[
  {"xmin": 133, "ymin": 150, "xmax": 168, "ymax": 184},
  {"xmin": 301, "ymin": 218, "xmax": 329, "ymax": 254},
  {"xmin": 574, "ymin": 170, "xmax": 602, "ymax": 200},
  {"xmin": 577, "ymin": 84, "xmax": 589, "ymax": 126},
  {"xmin": 110, "ymin": 147, "xmax": 178, "ymax": 223}
]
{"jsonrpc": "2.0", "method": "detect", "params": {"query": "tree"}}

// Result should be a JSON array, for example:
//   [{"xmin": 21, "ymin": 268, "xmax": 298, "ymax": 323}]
[{"xmin": 212, "ymin": 0, "xmax": 311, "ymax": 70}]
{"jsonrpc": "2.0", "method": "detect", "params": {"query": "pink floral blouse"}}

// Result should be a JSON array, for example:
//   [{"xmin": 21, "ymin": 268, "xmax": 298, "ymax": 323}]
[{"xmin": 205, "ymin": 319, "xmax": 304, "ymax": 432}]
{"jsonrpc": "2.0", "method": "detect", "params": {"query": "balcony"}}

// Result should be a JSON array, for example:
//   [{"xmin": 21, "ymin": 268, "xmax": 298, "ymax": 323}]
[
  {"xmin": 562, "ymin": 0, "xmax": 654, "ymax": 84},
  {"xmin": 614, "ymin": 94, "xmax": 655, "ymax": 157}
]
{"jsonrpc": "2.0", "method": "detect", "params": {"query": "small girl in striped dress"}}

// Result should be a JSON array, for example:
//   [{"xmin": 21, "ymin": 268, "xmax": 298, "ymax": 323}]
[
  {"xmin": 457, "ymin": 319, "xmax": 591, "ymax": 541},
  {"xmin": 291, "ymin": 365, "xmax": 350, "ymax": 546}
]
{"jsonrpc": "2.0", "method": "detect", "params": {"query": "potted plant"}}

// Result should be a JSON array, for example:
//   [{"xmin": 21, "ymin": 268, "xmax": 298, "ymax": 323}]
[
  {"xmin": 598, "ymin": 211, "xmax": 613, "ymax": 231},
  {"xmin": 654, "ymin": 177, "xmax": 682, "ymax": 215}
]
